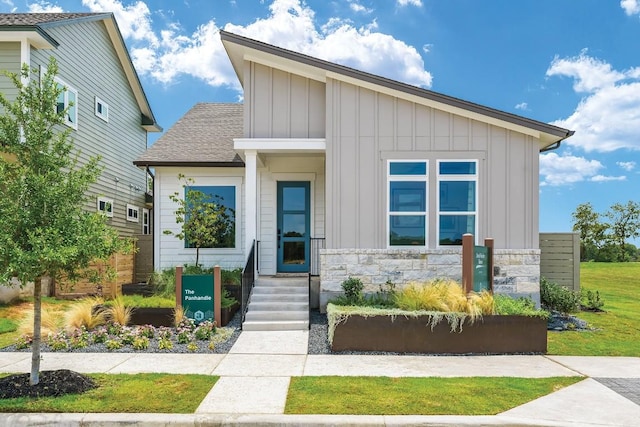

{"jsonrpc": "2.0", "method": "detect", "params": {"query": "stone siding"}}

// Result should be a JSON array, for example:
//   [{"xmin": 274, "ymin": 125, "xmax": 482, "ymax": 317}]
[{"xmin": 319, "ymin": 248, "xmax": 541, "ymax": 310}]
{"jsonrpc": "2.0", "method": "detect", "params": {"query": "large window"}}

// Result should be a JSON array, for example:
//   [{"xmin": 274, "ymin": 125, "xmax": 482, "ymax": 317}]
[
  {"xmin": 437, "ymin": 160, "xmax": 478, "ymax": 246},
  {"xmin": 388, "ymin": 161, "xmax": 428, "ymax": 247},
  {"xmin": 185, "ymin": 185, "xmax": 236, "ymax": 249},
  {"xmin": 55, "ymin": 78, "xmax": 78, "ymax": 129}
]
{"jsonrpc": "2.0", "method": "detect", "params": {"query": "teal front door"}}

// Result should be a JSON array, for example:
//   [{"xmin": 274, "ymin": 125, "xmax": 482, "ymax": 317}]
[{"xmin": 277, "ymin": 181, "xmax": 310, "ymax": 273}]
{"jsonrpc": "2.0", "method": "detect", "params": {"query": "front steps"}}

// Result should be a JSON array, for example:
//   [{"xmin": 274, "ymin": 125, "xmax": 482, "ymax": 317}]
[{"xmin": 242, "ymin": 276, "xmax": 309, "ymax": 331}]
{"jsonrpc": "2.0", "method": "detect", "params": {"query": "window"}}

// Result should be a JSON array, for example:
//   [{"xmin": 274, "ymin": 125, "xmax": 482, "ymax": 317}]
[
  {"xmin": 55, "ymin": 78, "xmax": 78, "ymax": 129},
  {"xmin": 95, "ymin": 97, "xmax": 109, "ymax": 122},
  {"xmin": 126, "ymin": 204, "xmax": 139, "ymax": 222},
  {"xmin": 97, "ymin": 197, "xmax": 113, "ymax": 217},
  {"xmin": 142, "ymin": 208, "xmax": 150, "ymax": 234},
  {"xmin": 388, "ymin": 161, "xmax": 428, "ymax": 247},
  {"xmin": 185, "ymin": 185, "xmax": 236, "ymax": 249},
  {"xmin": 437, "ymin": 160, "xmax": 478, "ymax": 246}
]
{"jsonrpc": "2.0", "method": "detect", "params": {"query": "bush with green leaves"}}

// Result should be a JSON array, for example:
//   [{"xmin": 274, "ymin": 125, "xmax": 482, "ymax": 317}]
[
  {"xmin": 341, "ymin": 277, "xmax": 364, "ymax": 304},
  {"xmin": 494, "ymin": 295, "xmax": 549, "ymax": 319},
  {"xmin": 581, "ymin": 289, "xmax": 605, "ymax": 311},
  {"xmin": 540, "ymin": 278, "xmax": 581, "ymax": 314}
]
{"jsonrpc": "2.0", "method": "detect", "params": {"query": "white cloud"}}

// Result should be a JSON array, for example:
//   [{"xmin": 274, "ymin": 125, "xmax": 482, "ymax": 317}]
[
  {"xmin": 82, "ymin": 0, "xmax": 159, "ymax": 47},
  {"xmin": 397, "ymin": 0, "xmax": 422, "ymax": 7},
  {"xmin": 348, "ymin": 0, "xmax": 372, "ymax": 14},
  {"xmin": 591, "ymin": 175, "xmax": 626, "ymax": 182},
  {"xmin": 539, "ymin": 152, "xmax": 605, "ymax": 186},
  {"xmin": 617, "ymin": 161, "xmax": 636, "ymax": 171},
  {"xmin": 515, "ymin": 102, "xmax": 528, "ymax": 111},
  {"xmin": 621, "ymin": 0, "xmax": 640, "ymax": 15},
  {"xmin": 547, "ymin": 52, "xmax": 640, "ymax": 152},
  {"xmin": 28, "ymin": 1, "xmax": 63, "ymax": 12}
]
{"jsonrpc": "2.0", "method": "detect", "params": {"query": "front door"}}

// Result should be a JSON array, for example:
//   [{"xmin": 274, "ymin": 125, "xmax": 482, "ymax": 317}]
[{"xmin": 277, "ymin": 181, "xmax": 310, "ymax": 273}]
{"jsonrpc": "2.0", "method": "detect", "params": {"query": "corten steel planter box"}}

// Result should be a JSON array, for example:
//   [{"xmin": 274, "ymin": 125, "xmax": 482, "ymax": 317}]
[
  {"xmin": 128, "ymin": 307, "xmax": 174, "ymax": 327},
  {"xmin": 221, "ymin": 303, "xmax": 239, "ymax": 326},
  {"xmin": 331, "ymin": 314, "xmax": 547, "ymax": 354}
]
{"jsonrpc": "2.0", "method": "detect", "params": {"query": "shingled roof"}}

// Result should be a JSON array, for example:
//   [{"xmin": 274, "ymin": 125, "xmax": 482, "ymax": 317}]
[
  {"xmin": 0, "ymin": 13, "xmax": 99, "ymax": 26},
  {"xmin": 134, "ymin": 103, "xmax": 244, "ymax": 167}
]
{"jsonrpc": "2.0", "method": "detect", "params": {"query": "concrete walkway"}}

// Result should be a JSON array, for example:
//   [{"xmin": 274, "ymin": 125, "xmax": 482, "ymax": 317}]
[{"xmin": 1, "ymin": 331, "xmax": 640, "ymax": 426}]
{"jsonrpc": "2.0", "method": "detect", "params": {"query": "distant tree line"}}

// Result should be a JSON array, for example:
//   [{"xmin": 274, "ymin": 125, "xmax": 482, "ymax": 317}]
[{"xmin": 572, "ymin": 201, "xmax": 640, "ymax": 262}]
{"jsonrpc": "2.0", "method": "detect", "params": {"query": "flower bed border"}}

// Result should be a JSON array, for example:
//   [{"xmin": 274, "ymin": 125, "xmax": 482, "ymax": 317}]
[{"xmin": 330, "ymin": 314, "xmax": 547, "ymax": 354}]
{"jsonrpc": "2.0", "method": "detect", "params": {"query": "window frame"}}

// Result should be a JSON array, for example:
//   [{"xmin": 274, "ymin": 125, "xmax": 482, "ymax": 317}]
[
  {"xmin": 142, "ymin": 208, "xmax": 150, "ymax": 235},
  {"xmin": 387, "ymin": 160, "xmax": 429, "ymax": 248},
  {"xmin": 126, "ymin": 204, "xmax": 139, "ymax": 223},
  {"xmin": 94, "ymin": 96, "xmax": 109, "ymax": 122},
  {"xmin": 97, "ymin": 197, "xmax": 113, "ymax": 218},
  {"xmin": 54, "ymin": 77, "xmax": 78, "ymax": 130},
  {"xmin": 436, "ymin": 159, "xmax": 479, "ymax": 247}
]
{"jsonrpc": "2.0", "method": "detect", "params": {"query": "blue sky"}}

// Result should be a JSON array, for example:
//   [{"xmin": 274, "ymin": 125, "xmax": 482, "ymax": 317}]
[{"xmin": 3, "ymin": 0, "xmax": 640, "ymax": 237}]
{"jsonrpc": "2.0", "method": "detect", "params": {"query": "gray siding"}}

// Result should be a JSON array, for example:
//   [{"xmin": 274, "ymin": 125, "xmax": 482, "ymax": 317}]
[
  {"xmin": 0, "ymin": 42, "xmax": 20, "ymax": 101},
  {"xmin": 245, "ymin": 61, "xmax": 325, "ymax": 138},
  {"xmin": 29, "ymin": 20, "xmax": 148, "ymax": 236},
  {"xmin": 325, "ymin": 78, "xmax": 540, "ymax": 250}
]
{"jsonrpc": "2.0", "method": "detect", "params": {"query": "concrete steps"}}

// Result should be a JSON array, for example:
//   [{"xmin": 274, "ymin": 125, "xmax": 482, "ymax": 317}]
[{"xmin": 242, "ymin": 276, "xmax": 309, "ymax": 331}]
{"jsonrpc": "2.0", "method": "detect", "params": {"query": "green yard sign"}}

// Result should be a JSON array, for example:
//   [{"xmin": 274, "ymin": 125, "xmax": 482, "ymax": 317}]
[
  {"xmin": 473, "ymin": 245, "xmax": 491, "ymax": 292},
  {"xmin": 181, "ymin": 274, "xmax": 214, "ymax": 324}
]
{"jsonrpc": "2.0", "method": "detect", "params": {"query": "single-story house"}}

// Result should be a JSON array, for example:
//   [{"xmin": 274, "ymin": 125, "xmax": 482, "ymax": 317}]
[{"xmin": 135, "ymin": 30, "xmax": 573, "ymax": 315}]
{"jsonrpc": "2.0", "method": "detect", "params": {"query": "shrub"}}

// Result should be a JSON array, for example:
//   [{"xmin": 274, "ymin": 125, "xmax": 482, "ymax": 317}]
[
  {"xmin": 540, "ymin": 278, "xmax": 581, "ymax": 314},
  {"xmin": 158, "ymin": 337, "xmax": 173, "ymax": 350},
  {"xmin": 221, "ymin": 289, "xmax": 238, "ymax": 309},
  {"xmin": 581, "ymin": 289, "xmax": 605, "ymax": 311},
  {"xmin": 342, "ymin": 277, "xmax": 364, "ymax": 304},
  {"xmin": 107, "ymin": 296, "xmax": 133, "ymax": 326},
  {"xmin": 132, "ymin": 336, "xmax": 150, "ymax": 350},
  {"xmin": 494, "ymin": 295, "xmax": 549, "ymax": 319},
  {"xmin": 221, "ymin": 268, "xmax": 242, "ymax": 285},
  {"xmin": 18, "ymin": 306, "xmax": 62, "ymax": 338},
  {"xmin": 148, "ymin": 268, "xmax": 176, "ymax": 298},
  {"xmin": 395, "ymin": 279, "xmax": 461, "ymax": 312}
]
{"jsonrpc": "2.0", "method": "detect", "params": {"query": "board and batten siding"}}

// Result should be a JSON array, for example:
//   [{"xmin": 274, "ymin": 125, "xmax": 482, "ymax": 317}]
[
  {"xmin": 257, "ymin": 155, "xmax": 325, "ymax": 275},
  {"xmin": 325, "ymin": 78, "xmax": 540, "ymax": 251},
  {"xmin": 539, "ymin": 232, "xmax": 580, "ymax": 291},
  {"xmin": 29, "ymin": 20, "xmax": 148, "ymax": 237},
  {"xmin": 155, "ymin": 167, "xmax": 246, "ymax": 271},
  {"xmin": 245, "ymin": 61, "xmax": 325, "ymax": 139}
]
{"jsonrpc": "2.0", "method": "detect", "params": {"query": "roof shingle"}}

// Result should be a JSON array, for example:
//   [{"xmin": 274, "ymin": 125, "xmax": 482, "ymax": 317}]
[
  {"xmin": 134, "ymin": 103, "xmax": 244, "ymax": 167},
  {"xmin": 0, "ymin": 13, "xmax": 100, "ymax": 26}
]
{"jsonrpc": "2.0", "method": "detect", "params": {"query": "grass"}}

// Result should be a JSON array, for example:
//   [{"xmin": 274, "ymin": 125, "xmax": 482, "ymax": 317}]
[
  {"xmin": 0, "ymin": 298, "xmax": 72, "ymax": 348},
  {"xmin": 285, "ymin": 376, "xmax": 582, "ymax": 415},
  {"xmin": 108, "ymin": 294, "xmax": 176, "ymax": 308},
  {"xmin": 548, "ymin": 262, "xmax": 640, "ymax": 356},
  {"xmin": 0, "ymin": 373, "xmax": 217, "ymax": 413}
]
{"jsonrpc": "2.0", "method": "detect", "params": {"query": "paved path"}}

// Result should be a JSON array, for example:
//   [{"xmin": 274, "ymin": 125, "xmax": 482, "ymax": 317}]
[{"xmin": 2, "ymin": 331, "xmax": 640, "ymax": 426}]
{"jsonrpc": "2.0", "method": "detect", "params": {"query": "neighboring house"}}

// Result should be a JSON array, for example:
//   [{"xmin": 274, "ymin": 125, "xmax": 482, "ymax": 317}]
[
  {"xmin": 0, "ymin": 13, "xmax": 160, "ymax": 238},
  {"xmin": 135, "ymin": 30, "xmax": 573, "ymax": 312}
]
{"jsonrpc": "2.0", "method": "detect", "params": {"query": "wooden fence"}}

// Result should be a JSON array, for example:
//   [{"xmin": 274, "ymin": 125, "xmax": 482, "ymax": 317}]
[
  {"xmin": 539, "ymin": 232, "xmax": 580, "ymax": 292},
  {"xmin": 134, "ymin": 234, "xmax": 153, "ymax": 283}
]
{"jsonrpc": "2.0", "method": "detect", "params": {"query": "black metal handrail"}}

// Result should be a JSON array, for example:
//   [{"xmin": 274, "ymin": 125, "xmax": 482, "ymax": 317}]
[
  {"xmin": 241, "ymin": 240, "xmax": 256, "ymax": 329},
  {"xmin": 308, "ymin": 237, "xmax": 325, "ymax": 330}
]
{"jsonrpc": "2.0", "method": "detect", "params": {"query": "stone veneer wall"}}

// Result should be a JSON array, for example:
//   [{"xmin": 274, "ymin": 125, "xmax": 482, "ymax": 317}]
[{"xmin": 319, "ymin": 248, "xmax": 541, "ymax": 310}]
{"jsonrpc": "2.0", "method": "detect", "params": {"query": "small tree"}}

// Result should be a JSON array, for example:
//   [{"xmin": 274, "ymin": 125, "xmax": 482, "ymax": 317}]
[
  {"xmin": 165, "ymin": 174, "xmax": 235, "ymax": 267},
  {"xmin": 0, "ymin": 58, "xmax": 127, "ymax": 385},
  {"xmin": 571, "ymin": 202, "xmax": 607, "ymax": 261},
  {"xmin": 605, "ymin": 201, "xmax": 640, "ymax": 262}
]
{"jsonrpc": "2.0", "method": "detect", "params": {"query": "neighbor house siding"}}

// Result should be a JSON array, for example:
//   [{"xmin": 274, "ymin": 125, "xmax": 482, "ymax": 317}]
[
  {"xmin": 325, "ymin": 78, "xmax": 540, "ymax": 251},
  {"xmin": 29, "ymin": 20, "xmax": 148, "ymax": 236},
  {"xmin": 0, "ymin": 42, "xmax": 20, "ymax": 102},
  {"xmin": 245, "ymin": 61, "xmax": 325, "ymax": 139},
  {"xmin": 155, "ymin": 166, "xmax": 246, "ymax": 270}
]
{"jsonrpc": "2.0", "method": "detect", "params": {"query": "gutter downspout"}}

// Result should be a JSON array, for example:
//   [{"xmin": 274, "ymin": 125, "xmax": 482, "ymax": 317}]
[{"xmin": 540, "ymin": 130, "xmax": 575, "ymax": 153}]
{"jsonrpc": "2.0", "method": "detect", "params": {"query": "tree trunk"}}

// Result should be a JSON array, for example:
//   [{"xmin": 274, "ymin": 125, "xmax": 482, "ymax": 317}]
[{"xmin": 30, "ymin": 277, "xmax": 42, "ymax": 386}]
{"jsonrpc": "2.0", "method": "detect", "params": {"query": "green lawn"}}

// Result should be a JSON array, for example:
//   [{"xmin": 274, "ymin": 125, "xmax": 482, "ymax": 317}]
[
  {"xmin": 547, "ymin": 262, "xmax": 640, "ymax": 356},
  {"xmin": 0, "ymin": 373, "xmax": 217, "ymax": 413},
  {"xmin": 286, "ymin": 376, "xmax": 582, "ymax": 415}
]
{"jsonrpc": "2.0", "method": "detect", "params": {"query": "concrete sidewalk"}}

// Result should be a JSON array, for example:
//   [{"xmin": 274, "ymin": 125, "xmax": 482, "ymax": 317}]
[{"xmin": 2, "ymin": 331, "xmax": 640, "ymax": 426}]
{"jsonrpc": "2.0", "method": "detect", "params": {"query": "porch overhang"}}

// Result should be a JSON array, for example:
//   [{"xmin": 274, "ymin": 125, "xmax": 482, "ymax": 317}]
[{"xmin": 233, "ymin": 138, "xmax": 326, "ymax": 162}]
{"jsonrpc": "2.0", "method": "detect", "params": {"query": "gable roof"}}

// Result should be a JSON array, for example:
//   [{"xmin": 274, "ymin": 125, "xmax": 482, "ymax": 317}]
[
  {"xmin": 134, "ymin": 103, "xmax": 244, "ymax": 167},
  {"xmin": 0, "ymin": 13, "xmax": 161, "ymax": 132},
  {"xmin": 220, "ymin": 30, "xmax": 573, "ymax": 149}
]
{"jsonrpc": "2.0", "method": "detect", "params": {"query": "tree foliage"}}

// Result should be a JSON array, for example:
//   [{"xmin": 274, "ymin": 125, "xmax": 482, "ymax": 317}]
[
  {"xmin": 0, "ymin": 58, "xmax": 127, "ymax": 384},
  {"xmin": 571, "ymin": 201, "xmax": 640, "ymax": 262},
  {"xmin": 164, "ymin": 174, "xmax": 235, "ymax": 267}
]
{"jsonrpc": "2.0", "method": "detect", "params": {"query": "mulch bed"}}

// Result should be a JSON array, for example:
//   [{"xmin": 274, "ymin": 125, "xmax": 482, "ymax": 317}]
[{"xmin": 0, "ymin": 369, "xmax": 97, "ymax": 399}]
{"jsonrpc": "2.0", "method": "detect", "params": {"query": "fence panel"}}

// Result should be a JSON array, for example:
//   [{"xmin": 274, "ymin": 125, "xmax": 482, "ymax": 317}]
[{"xmin": 540, "ymin": 232, "xmax": 580, "ymax": 292}]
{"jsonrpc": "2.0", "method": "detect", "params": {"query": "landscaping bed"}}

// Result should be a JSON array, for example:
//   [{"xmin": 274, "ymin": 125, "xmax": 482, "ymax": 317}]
[{"xmin": 330, "ymin": 312, "xmax": 547, "ymax": 354}]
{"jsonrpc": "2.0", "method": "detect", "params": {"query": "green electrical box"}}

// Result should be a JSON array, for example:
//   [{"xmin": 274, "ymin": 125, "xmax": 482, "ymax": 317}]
[{"xmin": 181, "ymin": 274, "xmax": 214, "ymax": 324}]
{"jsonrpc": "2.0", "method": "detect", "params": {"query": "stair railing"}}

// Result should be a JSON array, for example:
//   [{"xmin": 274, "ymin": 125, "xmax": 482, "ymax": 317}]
[
  {"xmin": 308, "ymin": 237, "xmax": 325, "ymax": 329},
  {"xmin": 241, "ymin": 240, "xmax": 256, "ymax": 329}
]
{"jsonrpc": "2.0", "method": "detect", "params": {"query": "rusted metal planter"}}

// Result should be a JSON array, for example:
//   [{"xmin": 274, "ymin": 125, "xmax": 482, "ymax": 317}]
[
  {"xmin": 331, "ymin": 314, "xmax": 547, "ymax": 354},
  {"xmin": 128, "ymin": 307, "xmax": 174, "ymax": 327}
]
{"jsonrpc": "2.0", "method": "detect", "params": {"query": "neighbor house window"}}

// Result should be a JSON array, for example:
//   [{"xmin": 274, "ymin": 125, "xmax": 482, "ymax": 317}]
[
  {"xmin": 97, "ymin": 197, "xmax": 113, "ymax": 217},
  {"xmin": 185, "ymin": 185, "xmax": 236, "ymax": 249},
  {"xmin": 55, "ymin": 78, "xmax": 78, "ymax": 129},
  {"xmin": 437, "ymin": 160, "xmax": 478, "ymax": 246},
  {"xmin": 142, "ymin": 208, "xmax": 150, "ymax": 234},
  {"xmin": 126, "ymin": 204, "xmax": 139, "ymax": 222},
  {"xmin": 95, "ymin": 97, "xmax": 109, "ymax": 122},
  {"xmin": 387, "ymin": 161, "xmax": 428, "ymax": 247}
]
